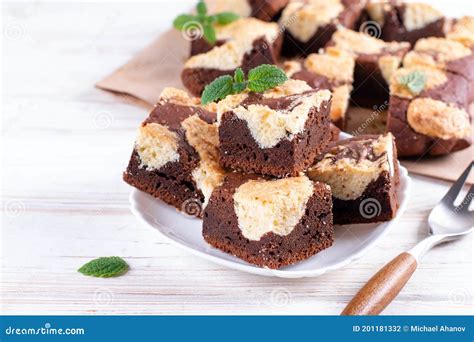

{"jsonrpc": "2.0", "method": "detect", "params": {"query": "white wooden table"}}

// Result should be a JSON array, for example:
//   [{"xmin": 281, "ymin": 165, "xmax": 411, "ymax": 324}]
[{"xmin": 1, "ymin": 1, "xmax": 473, "ymax": 315}]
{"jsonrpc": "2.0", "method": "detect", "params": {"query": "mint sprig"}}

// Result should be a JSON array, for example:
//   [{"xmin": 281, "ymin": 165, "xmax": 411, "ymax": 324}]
[
  {"xmin": 201, "ymin": 65, "xmax": 288, "ymax": 104},
  {"xmin": 78, "ymin": 257, "xmax": 129, "ymax": 278},
  {"xmin": 173, "ymin": 0, "xmax": 239, "ymax": 45},
  {"xmin": 398, "ymin": 70, "xmax": 426, "ymax": 95}
]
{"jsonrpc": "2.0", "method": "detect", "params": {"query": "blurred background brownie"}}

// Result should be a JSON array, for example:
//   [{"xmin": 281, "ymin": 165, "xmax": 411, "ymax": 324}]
[
  {"xmin": 279, "ymin": 0, "xmax": 366, "ymax": 56},
  {"xmin": 387, "ymin": 65, "xmax": 471, "ymax": 157},
  {"xmin": 308, "ymin": 133, "xmax": 399, "ymax": 225},
  {"xmin": 209, "ymin": 0, "xmax": 289, "ymax": 22},
  {"xmin": 203, "ymin": 173, "xmax": 333, "ymax": 269},
  {"xmin": 403, "ymin": 37, "xmax": 474, "ymax": 102},
  {"xmin": 123, "ymin": 88, "xmax": 226, "ymax": 217},
  {"xmin": 182, "ymin": 19, "xmax": 281, "ymax": 96},
  {"xmin": 447, "ymin": 16, "xmax": 474, "ymax": 48},
  {"xmin": 217, "ymin": 79, "xmax": 332, "ymax": 177},
  {"xmin": 190, "ymin": 17, "xmax": 282, "ymax": 56},
  {"xmin": 283, "ymin": 47, "xmax": 355, "ymax": 129},
  {"xmin": 361, "ymin": 1, "xmax": 444, "ymax": 46},
  {"xmin": 327, "ymin": 28, "xmax": 410, "ymax": 108}
]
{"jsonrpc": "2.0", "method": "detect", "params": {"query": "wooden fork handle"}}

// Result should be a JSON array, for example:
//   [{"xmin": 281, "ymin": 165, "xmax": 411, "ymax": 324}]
[{"xmin": 341, "ymin": 252, "xmax": 418, "ymax": 315}]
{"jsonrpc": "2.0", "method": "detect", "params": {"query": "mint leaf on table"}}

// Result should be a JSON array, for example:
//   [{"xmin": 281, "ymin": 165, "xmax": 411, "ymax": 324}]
[
  {"xmin": 201, "ymin": 75, "xmax": 234, "ymax": 104},
  {"xmin": 173, "ymin": 0, "xmax": 239, "ymax": 45},
  {"xmin": 247, "ymin": 64, "xmax": 289, "ymax": 92},
  {"xmin": 201, "ymin": 65, "xmax": 288, "ymax": 104},
  {"xmin": 78, "ymin": 257, "xmax": 129, "ymax": 278},
  {"xmin": 398, "ymin": 70, "xmax": 426, "ymax": 95}
]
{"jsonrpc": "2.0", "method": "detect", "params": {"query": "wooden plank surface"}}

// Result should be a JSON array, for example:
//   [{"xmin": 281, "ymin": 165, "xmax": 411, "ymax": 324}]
[{"xmin": 1, "ymin": 1, "xmax": 473, "ymax": 315}]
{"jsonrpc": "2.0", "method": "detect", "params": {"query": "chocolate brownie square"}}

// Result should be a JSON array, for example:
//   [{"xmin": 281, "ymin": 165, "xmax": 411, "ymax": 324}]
[
  {"xmin": 403, "ymin": 37, "xmax": 474, "ymax": 102},
  {"xmin": 182, "ymin": 18, "xmax": 282, "ymax": 96},
  {"xmin": 447, "ymin": 16, "xmax": 474, "ymax": 48},
  {"xmin": 387, "ymin": 65, "xmax": 472, "ymax": 157},
  {"xmin": 362, "ymin": 1, "xmax": 445, "ymax": 46},
  {"xmin": 283, "ymin": 47, "xmax": 355, "ymax": 129},
  {"xmin": 327, "ymin": 28, "xmax": 410, "ymax": 108},
  {"xmin": 203, "ymin": 173, "xmax": 333, "ymax": 269},
  {"xmin": 190, "ymin": 17, "xmax": 283, "ymax": 56},
  {"xmin": 308, "ymin": 133, "xmax": 399, "ymax": 225},
  {"xmin": 217, "ymin": 79, "xmax": 332, "ymax": 177},
  {"xmin": 279, "ymin": 0, "xmax": 366, "ymax": 56},
  {"xmin": 210, "ymin": 0, "xmax": 289, "ymax": 22},
  {"xmin": 123, "ymin": 88, "xmax": 226, "ymax": 217}
]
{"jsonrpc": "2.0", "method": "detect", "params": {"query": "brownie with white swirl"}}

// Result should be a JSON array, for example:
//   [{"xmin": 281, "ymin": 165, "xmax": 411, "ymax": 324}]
[
  {"xmin": 123, "ymin": 88, "xmax": 226, "ymax": 217},
  {"xmin": 203, "ymin": 173, "xmax": 333, "ymax": 269},
  {"xmin": 308, "ymin": 133, "xmax": 400, "ymax": 225}
]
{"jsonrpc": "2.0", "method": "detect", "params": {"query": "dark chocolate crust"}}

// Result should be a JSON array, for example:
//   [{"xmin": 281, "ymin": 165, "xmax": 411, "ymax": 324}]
[
  {"xmin": 281, "ymin": 0, "xmax": 364, "ymax": 56},
  {"xmin": 190, "ymin": 38, "xmax": 226, "ymax": 57},
  {"xmin": 444, "ymin": 49, "xmax": 474, "ymax": 103},
  {"xmin": 387, "ymin": 72, "xmax": 471, "ymax": 157},
  {"xmin": 124, "ymin": 151, "xmax": 205, "ymax": 217},
  {"xmin": 182, "ymin": 36, "xmax": 282, "ymax": 96},
  {"xmin": 379, "ymin": 4, "xmax": 445, "ymax": 46},
  {"xmin": 202, "ymin": 173, "xmax": 334, "ymax": 269},
  {"xmin": 249, "ymin": 0, "xmax": 289, "ymax": 22},
  {"xmin": 352, "ymin": 49, "xmax": 409, "ymax": 108},
  {"xmin": 219, "ymin": 94, "xmax": 332, "ymax": 177}
]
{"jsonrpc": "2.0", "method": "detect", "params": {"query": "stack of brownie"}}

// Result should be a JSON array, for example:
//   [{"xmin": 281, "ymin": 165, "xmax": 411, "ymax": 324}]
[{"xmin": 123, "ymin": 1, "xmax": 474, "ymax": 269}]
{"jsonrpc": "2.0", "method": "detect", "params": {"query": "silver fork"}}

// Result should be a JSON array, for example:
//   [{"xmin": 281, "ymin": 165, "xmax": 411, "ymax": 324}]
[{"xmin": 342, "ymin": 161, "xmax": 474, "ymax": 315}]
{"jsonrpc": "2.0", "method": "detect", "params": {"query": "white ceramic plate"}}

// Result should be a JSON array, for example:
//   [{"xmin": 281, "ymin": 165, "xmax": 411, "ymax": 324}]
[{"xmin": 129, "ymin": 134, "xmax": 411, "ymax": 278}]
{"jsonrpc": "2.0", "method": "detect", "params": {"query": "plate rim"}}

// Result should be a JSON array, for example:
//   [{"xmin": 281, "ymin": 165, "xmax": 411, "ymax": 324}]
[{"xmin": 129, "ymin": 164, "xmax": 411, "ymax": 278}]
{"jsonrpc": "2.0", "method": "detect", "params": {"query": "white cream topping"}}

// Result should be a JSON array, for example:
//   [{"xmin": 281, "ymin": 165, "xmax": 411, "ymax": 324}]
[
  {"xmin": 233, "ymin": 176, "xmax": 315, "ymax": 241},
  {"xmin": 209, "ymin": 0, "xmax": 252, "ymax": 18},
  {"xmin": 407, "ymin": 98, "xmax": 471, "ymax": 140},
  {"xmin": 403, "ymin": 3, "xmax": 443, "ymax": 32},
  {"xmin": 233, "ymin": 90, "xmax": 331, "ymax": 148},
  {"xmin": 331, "ymin": 28, "xmax": 409, "ymax": 55},
  {"xmin": 182, "ymin": 115, "xmax": 225, "ymax": 206},
  {"xmin": 304, "ymin": 47, "xmax": 355, "ymax": 83},
  {"xmin": 136, "ymin": 123, "xmax": 180, "ymax": 170},
  {"xmin": 279, "ymin": 0, "xmax": 344, "ymax": 43}
]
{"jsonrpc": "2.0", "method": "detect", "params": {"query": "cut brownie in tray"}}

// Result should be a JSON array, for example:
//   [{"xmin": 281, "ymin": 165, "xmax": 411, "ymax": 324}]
[
  {"xmin": 182, "ymin": 18, "xmax": 282, "ymax": 96},
  {"xmin": 203, "ymin": 173, "xmax": 333, "ymax": 269},
  {"xmin": 361, "ymin": 1, "xmax": 444, "ymax": 46},
  {"xmin": 308, "ymin": 133, "xmax": 399, "ymax": 225},
  {"xmin": 279, "ymin": 0, "xmax": 366, "ymax": 56},
  {"xmin": 209, "ymin": 0, "xmax": 289, "ymax": 22},
  {"xmin": 217, "ymin": 79, "xmax": 332, "ymax": 177},
  {"xmin": 123, "ymin": 88, "xmax": 226, "ymax": 217},
  {"xmin": 283, "ymin": 47, "xmax": 355, "ymax": 129},
  {"xmin": 447, "ymin": 16, "xmax": 474, "ymax": 48},
  {"xmin": 327, "ymin": 28, "xmax": 410, "ymax": 108},
  {"xmin": 403, "ymin": 37, "xmax": 474, "ymax": 102},
  {"xmin": 387, "ymin": 65, "xmax": 472, "ymax": 157}
]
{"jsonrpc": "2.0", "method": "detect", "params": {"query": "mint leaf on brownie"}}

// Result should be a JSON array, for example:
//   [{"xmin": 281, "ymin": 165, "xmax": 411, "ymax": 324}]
[
  {"xmin": 214, "ymin": 12, "xmax": 240, "ymax": 25},
  {"xmin": 78, "ymin": 256, "xmax": 129, "ymax": 278},
  {"xmin": 201, "ymin": 75, "xmax": 234, "ymax": 104},
  {"xmin": 247, "ymin": 64, "xmax": 288, "ymax": 92},
  {"xmin": 173, "ymin": 0, "xmax": 239, "ymax": 45},
  {"xmin": 201, "ymin": 65, "xmax": 288, "ymax": 104},
  {"xmin": 398, "ymin": 70, "xmax": 426, "ymax": 95},
  {"xmin": 173, "ymin": 14, "xmax": 197, "ymax": 30}
]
